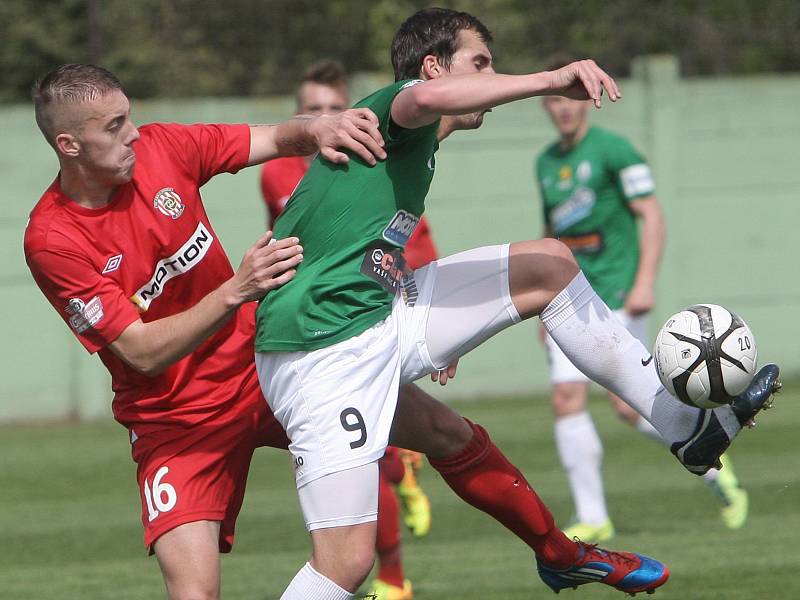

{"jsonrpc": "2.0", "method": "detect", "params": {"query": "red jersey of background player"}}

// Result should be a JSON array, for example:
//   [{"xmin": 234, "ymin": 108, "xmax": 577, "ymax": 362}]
[
  {"xmin": 260, "ymin": 156, "xmax": 438, "ymax": 269},
  {"xmin": 25, "ymin": 123, "xmax": 257, "ymax": 433}
]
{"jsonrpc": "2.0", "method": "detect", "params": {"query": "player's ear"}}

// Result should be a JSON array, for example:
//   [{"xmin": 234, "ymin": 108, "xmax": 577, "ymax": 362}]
[
  {"xmin": 420, "ymin": 55, "xmax": 444, "ymax": 80},
  {"xmin": 55, "ymin": 132, "xmax": 80, "ymax": 157}
]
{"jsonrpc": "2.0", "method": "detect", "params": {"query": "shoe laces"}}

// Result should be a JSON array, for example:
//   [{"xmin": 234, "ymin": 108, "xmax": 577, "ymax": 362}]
[{"xmin": 577, "ymin": 540, "xmax": 639, "ymax": 569}]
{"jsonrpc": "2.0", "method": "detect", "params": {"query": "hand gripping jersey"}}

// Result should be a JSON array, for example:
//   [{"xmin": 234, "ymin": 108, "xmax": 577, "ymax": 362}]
[
  {"xmin": 260, "ymin": 156, "xmax": 438, "ymax": 269},
  {"xmin": 255, "ymin": 80, "xmax": 439, "ymax": 352},
  {"xmin": 25, "ymin": 123, "xmax": 255, "ymax": 432},
  {"xmin": 536, "ymin": 126, "xmax": 655, "ymax": 309}
]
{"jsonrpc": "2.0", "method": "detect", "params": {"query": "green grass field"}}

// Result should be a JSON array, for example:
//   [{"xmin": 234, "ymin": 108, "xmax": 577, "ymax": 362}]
[{"xmin": 1, "ymin": 385, "xmax": 798, "ymax": 600}]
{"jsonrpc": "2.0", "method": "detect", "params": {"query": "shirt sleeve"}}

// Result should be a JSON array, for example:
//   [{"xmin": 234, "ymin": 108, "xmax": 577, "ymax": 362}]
[
  {"xmin": 355, "ymin": 80, "xmax": 439, "ymax": 150},
  {"xmin": 152, "ymin": 123, "xmax": 251, "ymax": 187},
  {"xmin": 260, "ymin": 160, "xmax": 295, "ymax": 225},
  {"xmin": 26, "ymin": 248, "xmax": 141, "ymax": 354},
  {"xmin": 605, "ymin": 135, "xmax": 656, "ymax": 201}
]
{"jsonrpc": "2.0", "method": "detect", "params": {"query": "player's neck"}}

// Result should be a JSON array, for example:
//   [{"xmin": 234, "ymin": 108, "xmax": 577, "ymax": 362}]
[
  {"xmin": 59, "ymin": 165, "xmax": 119, "ymax": 209},
  {"xmin": 559, "ymin": 121, "xmax": 589, "ymax": 151}
]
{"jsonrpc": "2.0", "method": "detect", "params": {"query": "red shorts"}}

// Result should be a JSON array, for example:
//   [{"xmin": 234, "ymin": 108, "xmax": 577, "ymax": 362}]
[{"xmin": 130, "ymin": 368, "xmax": 289, "ymax": 552}]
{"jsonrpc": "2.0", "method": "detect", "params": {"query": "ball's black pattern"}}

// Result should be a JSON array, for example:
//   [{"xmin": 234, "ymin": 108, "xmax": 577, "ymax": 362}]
[{"xmin": 667, "ymin": 305, "xmax": 749, "ymax": 406}]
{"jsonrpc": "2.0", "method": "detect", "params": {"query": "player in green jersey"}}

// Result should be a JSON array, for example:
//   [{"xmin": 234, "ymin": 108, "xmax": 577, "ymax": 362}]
[
  {"xmin": 254, "ymin": 9, "xmax": 780, "ymax": 599},
  {"xmin": 260, "ymin": 60, "xmax": 432, "ymax": 600},
  {"xmin": 534, "ymin": 56, "xmax": 749, "ymax": 540}
]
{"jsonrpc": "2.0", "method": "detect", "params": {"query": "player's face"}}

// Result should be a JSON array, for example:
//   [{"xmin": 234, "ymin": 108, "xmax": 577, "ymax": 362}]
[
  {"xmin": 66, "ymin": 90, "xmax": 140, "ymax": 185},
  {"xmin": 297, "ymin": 82, "xmax": 349, "ymax": 116},
  {"xmin": 542, "ymin": 95, "xmax": 589, "ymax": 138},
  {"xmin": 441, "ymin": 28, "xmax": 495, "ymax": 130}
]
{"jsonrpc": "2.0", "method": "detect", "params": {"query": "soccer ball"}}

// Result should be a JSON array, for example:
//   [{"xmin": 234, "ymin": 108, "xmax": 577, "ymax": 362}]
[{"xmin": 653, "ymin": 304, "xmax": 757, "ymax": 409}]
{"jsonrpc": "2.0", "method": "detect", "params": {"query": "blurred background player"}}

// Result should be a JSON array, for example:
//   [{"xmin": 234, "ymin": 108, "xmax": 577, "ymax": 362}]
[
  {"xmin": 534, "ymin": 55, "xmax": 749, "ymax": 541},
  {"xmin": 260, "ymin": 59, "xmax": 434, "ymax": 600}
]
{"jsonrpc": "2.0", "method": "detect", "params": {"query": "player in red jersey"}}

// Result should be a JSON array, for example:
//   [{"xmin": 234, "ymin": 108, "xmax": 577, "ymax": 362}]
[
  {"xmin": 24, "ymin": 63, "xmax": 387, "ymax": 600},
  {"xmin": 261, "ymin": 60, "xmax": 433, "ymax": 600}
]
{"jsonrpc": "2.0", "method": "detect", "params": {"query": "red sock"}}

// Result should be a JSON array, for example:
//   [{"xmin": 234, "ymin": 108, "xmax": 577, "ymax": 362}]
[
  {"xmin": 429, "ymin": 420, "xmax": 578, "ymax": 568},
  {"xmin": 376, "ymin": 468, "xmax": 405, "ymax": 587},
  {"xmin": 380, "ymin": 446, "xmax": 406, "ymax": 485}
]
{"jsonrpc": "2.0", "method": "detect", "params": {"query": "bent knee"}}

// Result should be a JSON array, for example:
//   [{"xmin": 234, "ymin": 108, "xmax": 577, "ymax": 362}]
[
  {"xmin": 349, "ymin": 547, "xmax": 377, "ymax": 581},
  {"xmin": 428, "ymin": 411, "xmax": 473, "ymax": 457},
  {"xmin": 509, "ymin": 239, "xmax": 580, "ymax": 315},
  {"xmin": 315, "ymin": 547, "xmax": 375, "ymax": 591},
  {"xmin": 551, "ymin": 383, "xmax": 588, "ymax": 417},
  {"xmin": 392, "ymin": 385, "xmax": 472, "ymax": 457},
  {"xmin": 512, "ymin": 238, "xmax": 577, "ymax": 267},
  {"xmin": 408, "ymin": 398, "xmax": 473, "ymax": 458},
  {"xmin": 167, "ymin": 586, "xmax": 219, "ymax": 600}
]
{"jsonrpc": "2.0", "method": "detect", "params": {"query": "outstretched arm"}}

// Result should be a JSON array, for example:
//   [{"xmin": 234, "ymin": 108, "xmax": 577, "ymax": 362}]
[
  {"xmin": 391, "ymin": 60, "xmax": 621, "ymax": 129},
  {"xmin": 248, "ymin": 109, "xmax": 387, "ymax": 167}
]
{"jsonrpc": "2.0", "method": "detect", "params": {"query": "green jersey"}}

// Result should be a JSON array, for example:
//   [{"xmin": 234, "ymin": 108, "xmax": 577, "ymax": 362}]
[
  {"xmin": 254, "ymin": 80, "xmax": 439, "ymax": 352},
  {"xmin": 536, "ymin": 126, "xmax": 655, "ymax": 309}
]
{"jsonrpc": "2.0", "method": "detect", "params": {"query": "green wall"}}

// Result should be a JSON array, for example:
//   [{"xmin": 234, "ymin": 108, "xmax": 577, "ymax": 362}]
[{"xmin": 2, "ymin": 57, "xmax": 797, "ymax": 421}]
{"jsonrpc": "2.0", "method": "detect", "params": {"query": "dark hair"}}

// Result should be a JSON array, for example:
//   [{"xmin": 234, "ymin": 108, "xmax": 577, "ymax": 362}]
[
  {"xmin": 391, "ymin": 8, "xmax": 492, "ymax": 81},
  {"xmin": 541, "ymin": 52, "xmax": 577, "ymax": 73},
  {"xmin": 302, "ymin": 59, "xmax": 348, "ymax": 88},
  {"xmin": 32, "ymin": 63, "xmax": 123, "ymax": 145}
]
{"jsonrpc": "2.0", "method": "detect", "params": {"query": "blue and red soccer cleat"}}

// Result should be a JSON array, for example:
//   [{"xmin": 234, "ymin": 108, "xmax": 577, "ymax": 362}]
[{"xmin": 537, "ymin": 541, "xmax": 669, "ymax": 596}]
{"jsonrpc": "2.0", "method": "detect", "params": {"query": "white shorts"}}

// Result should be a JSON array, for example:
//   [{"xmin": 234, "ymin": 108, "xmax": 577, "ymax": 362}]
[
  {"xmin": 544, "ymin": 309, "xmax": 648, "ymax": 384},
  {"xmin": 255, "ymin": 244, "xmax": 519, "ymax": 504}
]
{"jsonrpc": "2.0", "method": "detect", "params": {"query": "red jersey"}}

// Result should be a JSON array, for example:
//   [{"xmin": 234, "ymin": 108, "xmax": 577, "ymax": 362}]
[
  {"xmin": 260, "ymin": 155, "xmax": 307, "ymax": 228},
  {"xmin": 25, "ymin": 123, "xmax": 256, "ymax": 433},
  {"xmin": 260, "ymin": 156, "xmax": 438, "ymax": 269}
]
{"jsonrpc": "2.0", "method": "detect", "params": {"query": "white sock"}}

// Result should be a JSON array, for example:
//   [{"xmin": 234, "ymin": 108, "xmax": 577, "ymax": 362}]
[
  {"xmin": 555, "ymin": 412, "xmax": 608, "ymax": 525},
  {"xmin": 541, "ymin": 272, "xmax": 703, "ymax": 445},
  {"xmin": 281, "ymin": 563, "xmax": 354, "ymax": 600},
  {"xmin": 635, "ymin": 416, "xmax": 664, "ymax": 443},
  {"xmin": 702, "ymin": 467, "xmax": 720, "ymax": 483}
]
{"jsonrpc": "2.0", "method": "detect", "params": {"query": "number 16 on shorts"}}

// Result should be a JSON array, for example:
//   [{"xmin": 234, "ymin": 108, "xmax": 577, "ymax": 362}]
[{"xmin": 143, "ymin": 466, "xmax": 177, "ymax": 522}]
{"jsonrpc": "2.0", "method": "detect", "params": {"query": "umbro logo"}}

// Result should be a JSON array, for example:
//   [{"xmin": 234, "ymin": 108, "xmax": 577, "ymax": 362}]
[
  {"xmin": 102, "ymin": 254, "xmax": 123, "ymax": 274},
  {"xmin": 641, "ymin": 355, "xmax": 654, "ymax": 367}
]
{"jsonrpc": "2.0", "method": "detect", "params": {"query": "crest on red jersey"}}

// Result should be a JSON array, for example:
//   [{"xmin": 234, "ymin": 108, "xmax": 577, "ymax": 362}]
[{"xmin": 153, "ymin": 187, "xmax": 185, "ymax": 219}]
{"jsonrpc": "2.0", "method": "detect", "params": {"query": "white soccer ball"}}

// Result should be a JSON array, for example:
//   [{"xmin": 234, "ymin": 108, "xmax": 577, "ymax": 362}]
[{"xmin": 653, "ymin": 304, "xmax": 757, "ymax": 409}]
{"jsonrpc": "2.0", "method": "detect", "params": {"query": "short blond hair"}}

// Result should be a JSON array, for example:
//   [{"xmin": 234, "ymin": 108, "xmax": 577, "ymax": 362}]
[{"xmin": 32, "ymin": 64, "xmax": 123, "ymax": 146}]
